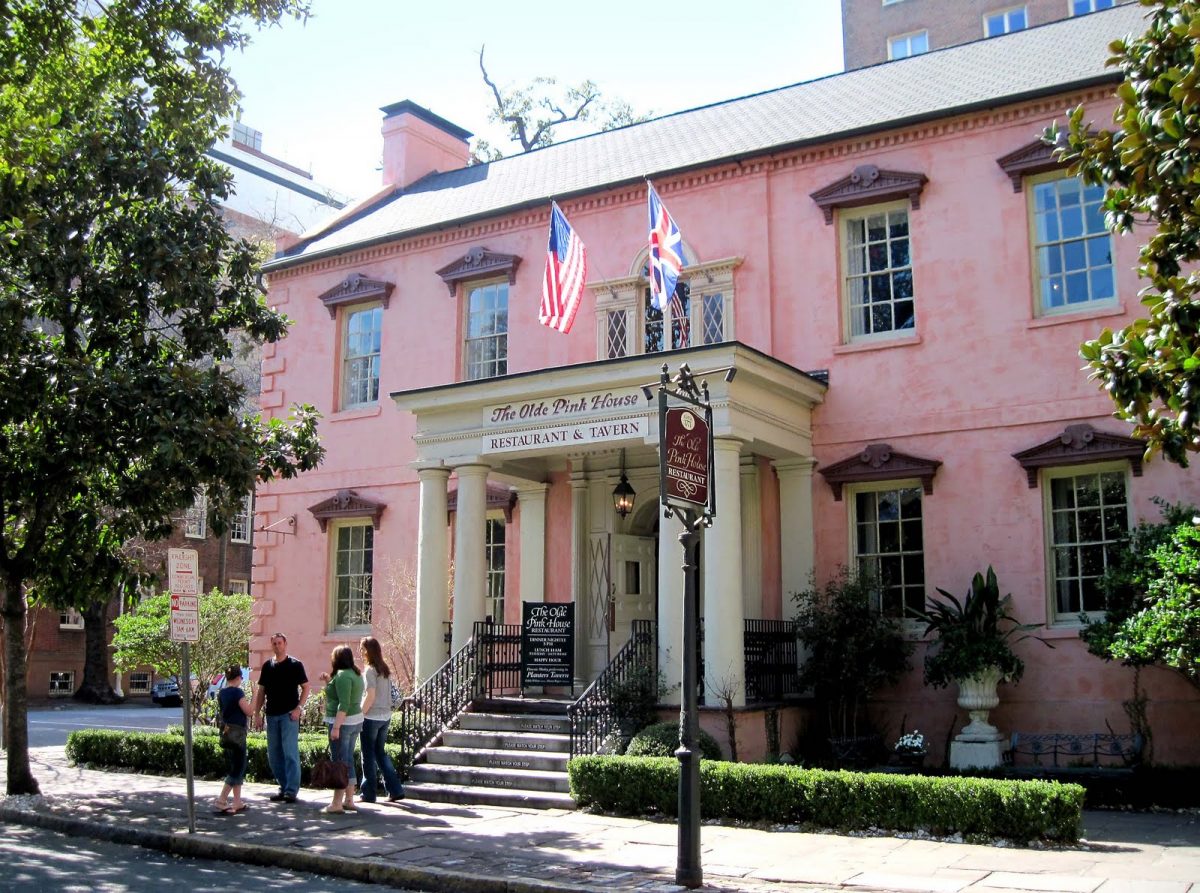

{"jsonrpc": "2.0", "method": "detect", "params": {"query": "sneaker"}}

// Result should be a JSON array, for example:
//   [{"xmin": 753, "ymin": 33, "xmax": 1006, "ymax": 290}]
[
  {"xmin": 283, "ymin": 793, "xmax": 298, "ymax": 803},
  {"xmin": 269, "ymin": 792, "xmax": 287, "ymax": 802}
]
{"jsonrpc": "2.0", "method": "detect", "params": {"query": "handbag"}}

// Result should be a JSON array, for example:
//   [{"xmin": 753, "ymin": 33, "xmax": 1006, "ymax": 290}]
[
  {"xmin": 310, "ymin": 754, "xmax": 349, "ymax": 790},
  {"xmin": 220, "ymin": 723, "xmax": 247, "ymax": 749},
  {"xmin": 389, "ymin": 680, "xmax": 404, "ymax": 710}
]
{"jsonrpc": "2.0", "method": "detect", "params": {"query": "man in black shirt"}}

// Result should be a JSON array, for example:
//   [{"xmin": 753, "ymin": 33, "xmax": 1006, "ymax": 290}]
[{"xmin": 251, "ymin": 632, "xmax": 310, "ymax": 802}]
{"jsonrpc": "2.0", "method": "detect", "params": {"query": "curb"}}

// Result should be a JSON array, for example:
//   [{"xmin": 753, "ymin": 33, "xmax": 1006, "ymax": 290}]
[{"xmin": 0, "ymin": 805, "xmax": 620, "ymax": 893}]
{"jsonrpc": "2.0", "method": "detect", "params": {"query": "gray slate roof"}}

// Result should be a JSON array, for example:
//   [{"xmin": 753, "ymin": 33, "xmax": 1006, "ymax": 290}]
[{"xmin": 269, "ymin": 3, "xmax": 1144, "ymax": 270}]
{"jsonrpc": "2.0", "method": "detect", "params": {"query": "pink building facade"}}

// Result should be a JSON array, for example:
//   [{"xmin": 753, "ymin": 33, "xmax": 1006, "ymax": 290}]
[{"xmin": 256, "ymin": 5, "xmax": 1199, "ymax": 765}]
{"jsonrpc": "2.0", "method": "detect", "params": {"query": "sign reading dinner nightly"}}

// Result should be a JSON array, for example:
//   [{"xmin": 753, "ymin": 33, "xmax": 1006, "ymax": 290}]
[
  {"xmin": 663, "ymin": 407, "xmax": 711, "ymax": 510},
  {"xmin": 483, "ymin": 387, "xmax": 647, "ymax": 454},
  {"xmin": 520, "ymin": 602, "xmax": 575, "ymax": 688}
]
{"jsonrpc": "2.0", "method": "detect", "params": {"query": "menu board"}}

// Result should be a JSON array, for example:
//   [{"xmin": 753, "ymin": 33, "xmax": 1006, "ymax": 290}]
[{"xmin": 521, "ymin": 602, "xmax": 574, "ymax": 687}]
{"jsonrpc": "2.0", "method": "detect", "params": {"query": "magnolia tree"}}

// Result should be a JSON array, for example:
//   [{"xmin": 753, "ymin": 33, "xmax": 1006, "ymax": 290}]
[
  {"xmin": 112, "ymin": 590, "xmax": 255, "ymax": 721},
  {"xmin": 0, "ymin": 0, "xmax": 320, "ymax": 795}
]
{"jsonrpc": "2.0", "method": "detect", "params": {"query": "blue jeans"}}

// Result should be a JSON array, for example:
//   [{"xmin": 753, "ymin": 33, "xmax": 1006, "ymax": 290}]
[
  {"xmin": 360, "ymin": 717, "xmax": 404, "ymax": 801},
  {"xmin": 265, "ymin": 712, "xmax": 300, "ymax": 796},
  {"xmin": 328, "ymin": 722, "xmax": 362, "ymax": 792}
]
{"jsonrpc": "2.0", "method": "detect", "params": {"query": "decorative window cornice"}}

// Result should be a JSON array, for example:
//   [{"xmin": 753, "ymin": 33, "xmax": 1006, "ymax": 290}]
[
  {"xmin": 308, "ymin": 489, "xmax": 387, "ymax": 532},
  {"xmin": 818, "ymin": 443, "xmax": 942, "ymax": 501},
  {"xmin": 810, "ymin": 165, "xmax": 928, "ymax": 224},
  {"xmin": 1011, "ymin": 423, "xmax": 1145, "ymax": 488},
  {"xmin": 317, "ymin": 273, "xmax": 394, "ymax": 320},
  {"xmin": 448, "ymin": 482, "xmax": 517, "ymax": 523},
  {"xmin": 435, "ymin": 247, "xmax": 522, "ymax": 296},
  {"xmin": 995, "ymin": 137, "xmax": 1067, "ymax": 192}
]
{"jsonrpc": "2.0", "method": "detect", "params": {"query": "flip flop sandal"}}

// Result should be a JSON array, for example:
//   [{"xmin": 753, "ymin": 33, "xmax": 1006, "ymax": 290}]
[{"xmin": 212, "ymin": 807, "xmax": 234, "ymax": 815}]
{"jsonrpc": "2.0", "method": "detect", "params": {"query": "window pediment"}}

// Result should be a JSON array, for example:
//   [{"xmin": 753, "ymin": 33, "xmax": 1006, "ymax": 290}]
[
  {"xmin": 1012, "ymin": 423, "xmax": 1144, "ymax": 487},
  {"xmin": 810, "ymin": 165, "xmax": 928, "ymax": 224},
  {"xmin": 318, "ymin": 274, "xmax": 394, "ymax": 320},
  {"xmin": 819, "ymin": 443, "xmax": 941, "ymax": 501},
  {"xmin": 436, "ymin": 247, "xmax": 522, "ymax": 296},
  {"xmin": 308, "ymin": 489, "xmax": 386, "ymax": 531},
  {"xmin": 995, "ymin": 137, "xmax": 1066, "ymax": 192}
]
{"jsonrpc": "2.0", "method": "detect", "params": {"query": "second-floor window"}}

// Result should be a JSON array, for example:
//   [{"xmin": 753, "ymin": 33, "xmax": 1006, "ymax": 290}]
[
  {"xmin": 466, "ymin": 281, "xmax": 508, "ymax": 380},
  {"xmin": 341, "ymin": 304, "xmax": 382, "ymax": 409},
  {"xmin": 985, "ymin": 6, "xmax": 1026, "ymax": 36},
  {"xmin": 843, "ymin": 204, "xmax": 915, "ymax": 340},
  {"xmin": 230, "ymin": 493, "xmax": 253, "ymax": 543},
  {"xmin": 888, "ymin": 30, "xmax": 928, "ymax": 60},
  {"xmin": 1030, "ymin": 174, "xmax": 1115, "ymax": 314},
  {"xmin": 184, "ymin": 491, "xmax": 206, "ymax": 539}
]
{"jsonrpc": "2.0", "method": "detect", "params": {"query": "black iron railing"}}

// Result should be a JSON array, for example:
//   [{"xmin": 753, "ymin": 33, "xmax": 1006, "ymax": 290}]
[
  {"xmin": 567, "ymin": 619, "xmax": 657, "ymax": 758},
  {"xmin": 744, "ymin": 619, "xmax": 800, "ymax": 702},
  {"xmin": 474, "ymin": 620, "xmax": 521, "ymax": 697},
  {"xmin": 397, "ymin": 635, "xmax": 481, "ymax": 778}
]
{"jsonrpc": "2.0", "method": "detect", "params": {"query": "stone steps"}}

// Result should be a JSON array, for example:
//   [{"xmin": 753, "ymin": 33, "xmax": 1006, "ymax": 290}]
[{"xmin": 403, "ymin": 697, "xmax": 576, "ymax": 810}]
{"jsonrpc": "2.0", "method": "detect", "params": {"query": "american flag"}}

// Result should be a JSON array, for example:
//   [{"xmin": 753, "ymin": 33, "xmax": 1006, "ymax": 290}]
[
  {"xmin": 648, "ymin": 184, "xmax": 686, "ymax": 312},
  {"xmin": 670, "ymin": 283, "xmax": 689, "ymax": 346},
  {"xmin": 540, "ymin": 202, "xmax": 588, "ymax": 334}
]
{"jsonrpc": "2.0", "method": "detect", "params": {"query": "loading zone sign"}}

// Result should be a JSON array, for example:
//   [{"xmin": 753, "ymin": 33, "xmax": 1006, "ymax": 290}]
[{"xmin": 168, "ymin": 548, "xmax": 200, "ymax": 643}]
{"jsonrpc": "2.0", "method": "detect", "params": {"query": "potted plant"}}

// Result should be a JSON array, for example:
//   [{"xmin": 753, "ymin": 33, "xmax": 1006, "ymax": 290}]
[
  {"xmin": 794, "ymin": 566, "xmax": 913, "ymax": 767},
  {"xmin": 892, "ymin": 729, "xmax": 927, "ymax": 768},
  {"xmin": 912, "ymin": 566, "xmax": 1050, "ymax": 748}
]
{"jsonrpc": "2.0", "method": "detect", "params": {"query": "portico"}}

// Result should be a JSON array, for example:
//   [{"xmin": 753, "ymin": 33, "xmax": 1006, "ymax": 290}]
[{"xmin": 391, "ymin": 341, "xmax": 826, "ymax": 705}]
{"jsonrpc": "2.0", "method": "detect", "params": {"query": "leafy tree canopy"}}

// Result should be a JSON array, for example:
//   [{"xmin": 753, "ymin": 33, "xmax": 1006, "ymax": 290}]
[
  {"xmin": 0, "ymin": 0, "xmax": 319, "ymax": 795},
  {"xmin": 1056, "ymin": 0, "xmax": 1200, "ymax": 466}
]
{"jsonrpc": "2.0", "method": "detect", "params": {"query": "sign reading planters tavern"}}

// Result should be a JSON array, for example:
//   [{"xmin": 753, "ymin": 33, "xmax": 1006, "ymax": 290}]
[
  {"xmin": 663, "ymin": 407, "xmax": 711, "ymax": 510},
  {"xmin": 483, "ymin": 387, "xmax": 647, "ymax": 454},
  {"xmin": 520, "ymin": 602, "xmax": 575, "ymax": 687}
]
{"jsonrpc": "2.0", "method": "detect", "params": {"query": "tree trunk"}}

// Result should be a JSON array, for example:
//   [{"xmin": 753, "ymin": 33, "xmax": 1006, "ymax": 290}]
[
  {"xmin": 73, "ymin": 597, "xmax": 121, "ymax": 705},
  {"xmin": 2, "ymin": 571, "xmax": 40, "ymax": 794}
]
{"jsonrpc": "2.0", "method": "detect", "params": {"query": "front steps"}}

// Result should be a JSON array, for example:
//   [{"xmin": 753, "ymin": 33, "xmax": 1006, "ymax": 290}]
[{"xmin": 404, "ymin": 697, "xmax": 576, "ymax": 809}]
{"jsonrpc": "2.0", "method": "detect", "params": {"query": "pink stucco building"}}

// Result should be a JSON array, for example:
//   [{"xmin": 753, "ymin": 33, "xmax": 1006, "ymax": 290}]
[{"xmin": 256, "ymin": 3, "xmax": 1199, "ymax": 768}]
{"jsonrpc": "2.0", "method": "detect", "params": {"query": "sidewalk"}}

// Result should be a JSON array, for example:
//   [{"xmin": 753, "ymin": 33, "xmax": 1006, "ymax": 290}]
[{"xmin": 2, "ymin": 746, "xmax": 1198, "ymax": 893}]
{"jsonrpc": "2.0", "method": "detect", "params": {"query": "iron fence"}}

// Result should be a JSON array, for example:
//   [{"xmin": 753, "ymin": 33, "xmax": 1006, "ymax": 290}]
[{"xmin": 567, "ymin": 619, "xmax": 657, "ymax": 758}]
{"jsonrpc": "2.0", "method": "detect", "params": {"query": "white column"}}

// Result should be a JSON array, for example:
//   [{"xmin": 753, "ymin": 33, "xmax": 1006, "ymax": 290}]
[
  {"xmin": 657, "ymin": 510, "xmax": 686, "ymax": 705},
  {"xmin": 569, "ymin": 471, "xmax": 588, "ymax": 685},
  {"xmin": 451, "ymin": 464, "xmax": 489, "ymax": 651},
  {"xmin": 515, "ymin": 484, "xmax": 547, "ymax": 606},
  {"xmin": 704, "ymin": 438, "xmax": 746, "ymax": 707},
  {"xmin": 774, "ymin": 458, "xmax": 817, "ymax": 620},
  {"xmin": 415, "ymin": 466, "xmax": 450, "ymax": 683},
  {"xmin": 739, "ymin": 456, "xmax": 762, "ymax": 622}
]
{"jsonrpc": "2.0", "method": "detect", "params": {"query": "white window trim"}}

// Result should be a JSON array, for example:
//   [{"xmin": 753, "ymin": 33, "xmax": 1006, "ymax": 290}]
[
  {"xmin": 58, "ymin": 608, "xmax": 85, "ymax": 629},
  {"xmin": 839, "ymin": 200, "xmax": 917, "ymax": 344},
  {"xmin": 230, "ymin": 492, "xmax": 253, "ymax": 544},
  {"xmin": 184, "ymin": 490, "xmax": 207, "ymax": 539},
  {"xmin": 49, "ymin": 671, "xmax": 75, "ymax": 697},
  {"xmin": 339, "ymin": 300, "xmax": 384, "ymax": 411},
  {"xmin": 592, "ymin": 256, "xmax": 740, "ymax": 360},
  {"xmin": 1041, "ymin": 460, "xmax": 1132, "ymax": 627},
  {"xmin": 1026, "ymin": 170, "xmax": 1118, "ymax": 318},
  {"xmin": 128, "ymin": 671, "xmax": 151, "ymax": 694},
  {"xmin": 229, "ymin": 579, "xmax": 249, "ymax": 595},
  {"xmin": 463, "ymin": 278, "xmax": 510, "ymax": 381},
  {"xmin": 888, "ymin": 29, "xmax": 929, "ymax": 60},
  {"xmin": 984, "ymin": 5, "xmax": 1027, "ymax": 36},
  {"xmin": 846, "ymin": 478, "xmax": 927, "ymax": 627},
  {"xmin": 328, "ymin": 518, "xmax": 374, "ymax": 632}
]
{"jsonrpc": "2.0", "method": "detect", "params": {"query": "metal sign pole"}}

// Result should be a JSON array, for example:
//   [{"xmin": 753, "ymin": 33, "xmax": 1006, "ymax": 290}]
[
  {"xmin": 182, "ymin": 641, "xmax": 195, "ymax": 833},
  {"xmin": 676, "ymin": 508, "xmax": 703, "ymax": 888}
]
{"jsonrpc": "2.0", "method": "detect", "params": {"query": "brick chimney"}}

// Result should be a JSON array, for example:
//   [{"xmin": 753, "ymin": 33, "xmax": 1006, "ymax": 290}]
[{"xmin": 379, "ymin": 100, "xmax": 472, "ymax": 190}]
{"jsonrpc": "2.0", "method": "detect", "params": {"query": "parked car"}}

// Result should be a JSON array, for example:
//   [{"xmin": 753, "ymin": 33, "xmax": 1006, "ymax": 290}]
[
  {"xmin": 150, "ymin": 674, "xmax": 199, "ymax": 707},
  {"xmin": 206, "ymin": 667, "xmax": 253, "ymax": 699}
]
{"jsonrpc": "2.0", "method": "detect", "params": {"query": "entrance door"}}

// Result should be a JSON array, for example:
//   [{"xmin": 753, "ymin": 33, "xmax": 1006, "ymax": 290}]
[{"xmin": 609, "ymin": 535, "xmax": 656, "ymax": 660}]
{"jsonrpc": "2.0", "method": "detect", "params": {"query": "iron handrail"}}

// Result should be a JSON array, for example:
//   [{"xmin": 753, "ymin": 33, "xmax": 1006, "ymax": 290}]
[
  {"xmin": 397, "ymin": 634, "xmax": 481, "ymax": 778},
  {"xmin": 567, "ymin": 619, "xmax": 656, "ymax": 758}
]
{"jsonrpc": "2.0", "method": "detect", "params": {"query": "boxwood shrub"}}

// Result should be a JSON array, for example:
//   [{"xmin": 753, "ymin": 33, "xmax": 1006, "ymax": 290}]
[
  {"xmin": 625, "ymin": 721, "xmax": 722, "ymax": 761},
  {"xmin": 568, "ymin": 756, "xmax": 1084, "ymax": 843},
  {"xmin": 65, "ymin": 729, "xmax": 405, "ymax": 786}
]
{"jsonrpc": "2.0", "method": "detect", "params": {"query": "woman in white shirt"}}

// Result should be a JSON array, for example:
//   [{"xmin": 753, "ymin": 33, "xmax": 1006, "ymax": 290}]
[{"xmin": 358, "ymin": 636, "xmax": 406, "ymax": 802}]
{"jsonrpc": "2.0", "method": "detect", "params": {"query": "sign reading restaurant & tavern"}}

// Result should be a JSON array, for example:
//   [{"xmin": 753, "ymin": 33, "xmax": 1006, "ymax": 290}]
[
  {"xmin": 483, "ymin": 387, "xmax": 647, "ymax": 454},
  {"xmin": 520, "ymin": 602, "xmax": 574, "ymax": 687}
]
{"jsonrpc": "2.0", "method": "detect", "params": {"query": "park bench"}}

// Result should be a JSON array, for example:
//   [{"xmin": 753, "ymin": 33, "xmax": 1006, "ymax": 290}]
[{"xmin": 1004, "ymin": 732, "xmax": 1144, "ymax": 775}]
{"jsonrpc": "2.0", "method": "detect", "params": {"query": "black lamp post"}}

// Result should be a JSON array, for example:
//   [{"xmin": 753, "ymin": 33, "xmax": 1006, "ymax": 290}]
[{"xmin": 613, "ymin": 451, "xmax": 636, "ymax": 518}]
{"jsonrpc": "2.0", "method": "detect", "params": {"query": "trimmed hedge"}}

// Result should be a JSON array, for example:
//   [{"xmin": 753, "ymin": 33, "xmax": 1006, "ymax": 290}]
[
  {"xmin": 568, "ymin": 756, "xmax": 1084, "ymax": 843},
  {"xmin": 626, "ymin": 721, "xmax": 722, "ymax": 761},
  {"xmin": 65, "ymin": 729, "xmax": 405, "ymax": 785}
]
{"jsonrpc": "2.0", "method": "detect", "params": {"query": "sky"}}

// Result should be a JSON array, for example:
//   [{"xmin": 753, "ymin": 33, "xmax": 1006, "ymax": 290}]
[{"xmin": 226, "ymin": 0, "xmax": 845, "ymax": 201}]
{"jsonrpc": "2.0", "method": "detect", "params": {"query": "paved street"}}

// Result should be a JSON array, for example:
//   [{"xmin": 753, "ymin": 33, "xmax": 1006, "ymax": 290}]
[
  {"xmin": 26, "ymin": 703, "xmax": 177, "ymax": 748},
  {"xmin": 0, "ymin": 824, "xmax": 406, "ymax": 892}
]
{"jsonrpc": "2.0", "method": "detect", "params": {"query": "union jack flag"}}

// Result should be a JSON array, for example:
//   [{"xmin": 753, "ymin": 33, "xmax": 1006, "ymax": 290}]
[
  {"xmin": 648, "ymin": 184, "xmax": 686, "ymax": 312},
  {"xmin": 540, "ymin": 202, "xmax": 588, "ymax": 334}
]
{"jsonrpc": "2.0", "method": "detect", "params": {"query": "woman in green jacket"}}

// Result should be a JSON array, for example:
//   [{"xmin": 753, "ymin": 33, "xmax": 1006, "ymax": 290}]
[{"xmin": 319, "ymin": 645, "xmax": 364, "ymax": 814}]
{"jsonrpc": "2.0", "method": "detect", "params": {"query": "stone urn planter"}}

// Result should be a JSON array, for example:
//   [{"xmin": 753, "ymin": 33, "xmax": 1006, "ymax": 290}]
[{"xmin": 956, "ymin": 666, "xmax": 1003, "ymax": 740}]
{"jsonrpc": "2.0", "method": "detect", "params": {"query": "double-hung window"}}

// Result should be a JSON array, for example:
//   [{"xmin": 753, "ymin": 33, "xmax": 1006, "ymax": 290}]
[
  {"xmin": 342, "ymin": 304, "xmax": 382, "ymax": 408},
  {"xmin": 843, "ymin": 204, "xmax": 915, "ymax": 340},
  {"xmin": 332, "ymin": 520, "xmax": 373, "ymax": 629},
  {"xmin": 1045, "ymin": 465, "xmax": 1129, "ymax": 622},
  {"xmin": 888, "ymin": 31, "xmax": 928, "ymax": 59},
  {"xmin": 230, "ymin": 493, "xmax": 253, "ymax": 544},
  {"xmin": 485, "ymin": 515, "xmax": 506, "ymax": 623},
  {"xmin": 184, "ymin": 491, "xmax": 207, "ymax": 539},
  {"xmin": 851, "ymin": 484, "xmax": 926, "ymax": 619},
  {"xmin": 465, "ymin": 281, "xmax": 509, "ymax": 380},
  {"xmin": 1030, "ymin": 173, "xmax": 1115, "ymax": 314}
]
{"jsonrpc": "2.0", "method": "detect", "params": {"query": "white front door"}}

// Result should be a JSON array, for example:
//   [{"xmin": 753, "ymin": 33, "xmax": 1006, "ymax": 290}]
[{"xmin": 610, "ymin": 534, "xmax": 656, "ymax": 660}]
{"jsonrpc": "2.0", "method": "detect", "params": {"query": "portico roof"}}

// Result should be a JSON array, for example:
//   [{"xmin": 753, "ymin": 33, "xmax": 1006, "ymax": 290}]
[{"xmin": 390, "ymin": 342, "xmax": 826, "ymax": 480}]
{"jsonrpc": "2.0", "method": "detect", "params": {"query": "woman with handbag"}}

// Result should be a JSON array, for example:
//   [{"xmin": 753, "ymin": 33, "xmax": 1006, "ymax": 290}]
[
  {"xmin": 358, "ymin": 636, "xmax": 405, "ymax": 803},
  {"xmin": 318, "ymin": 645, "xmax": 364, "ymax": 814},
  {"xmin": 214, "ymin": 665, "xmax": 252, "ymax": 814}
]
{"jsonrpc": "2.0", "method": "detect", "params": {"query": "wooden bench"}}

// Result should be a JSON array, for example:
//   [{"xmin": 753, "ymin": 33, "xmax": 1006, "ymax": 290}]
[{"xmin": 1004, "ymin": 732, "xmax": 1144, "ymax": 774}]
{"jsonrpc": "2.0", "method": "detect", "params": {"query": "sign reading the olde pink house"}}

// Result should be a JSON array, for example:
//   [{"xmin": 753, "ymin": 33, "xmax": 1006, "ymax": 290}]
[
  {"xmin": 520, "ymin": 602, "xmax": 574, "ymax": 687},
  {"xmin": 483, "ymin": 387, "xmax": 647, "ymax": 454},
  {"xmin": 663, "ymin": 408, "xmax": 710, "ymax": 509}
]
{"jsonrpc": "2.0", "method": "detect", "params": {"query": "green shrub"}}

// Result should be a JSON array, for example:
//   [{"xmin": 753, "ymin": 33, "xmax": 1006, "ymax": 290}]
[
  {"xmin": 626, "ymin": 721, "xmax": 722, "ymax": 761},
  {"xmin": 568, "ymin": 756, "xmax": 1084, "ymax": 843}
]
